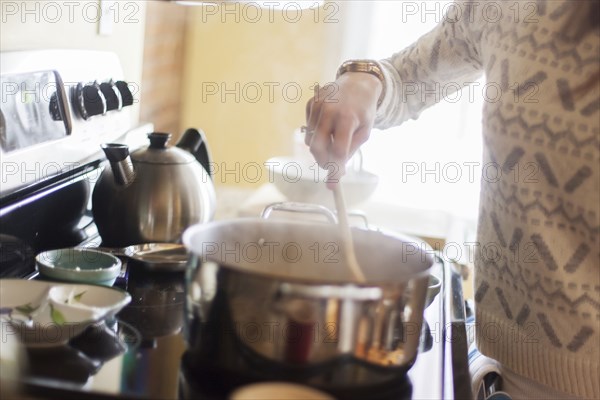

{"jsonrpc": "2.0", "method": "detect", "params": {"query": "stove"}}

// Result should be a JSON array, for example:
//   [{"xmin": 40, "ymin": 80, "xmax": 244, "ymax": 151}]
[
  {"xmin": 0, "ymin": 49, "xmax": 150, "ymax": 271},
  {"xmin": 0, "ymin": 50, "xmax": 471, "ymax": 399}
]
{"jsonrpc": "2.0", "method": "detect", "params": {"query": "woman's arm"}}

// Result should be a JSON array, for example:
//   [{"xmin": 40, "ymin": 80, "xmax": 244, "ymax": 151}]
[
  {"xmin": 305, "ymin": 1, "xmax": 485, "ymax": 183},
  {"xmin": 376, "ymin": 1, "xmax": 485, "ymax": 128}
]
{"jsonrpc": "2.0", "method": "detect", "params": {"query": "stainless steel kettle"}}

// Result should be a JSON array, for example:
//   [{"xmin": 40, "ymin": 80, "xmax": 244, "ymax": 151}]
[{"xmin": 92, "ymin": 129, "xmax": 216, "ymax": 247}]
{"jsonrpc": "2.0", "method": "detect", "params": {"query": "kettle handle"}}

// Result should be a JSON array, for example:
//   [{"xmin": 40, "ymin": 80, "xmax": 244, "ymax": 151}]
[{"xmin": 176, "ymin": 128, "xmax": 212, "ymax": 179}]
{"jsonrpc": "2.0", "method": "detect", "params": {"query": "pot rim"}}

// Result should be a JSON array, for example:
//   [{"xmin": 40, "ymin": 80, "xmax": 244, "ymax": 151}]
[{"xmin": 182, "ymin": 218, "xmax": 434, "ymax": 286}]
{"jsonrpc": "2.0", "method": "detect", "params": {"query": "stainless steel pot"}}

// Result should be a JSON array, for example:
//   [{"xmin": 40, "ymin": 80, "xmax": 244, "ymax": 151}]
[
  {"xmin": 92, "ymin": 129, "xmax": 216, "ymax": 247},
  {"xmin": 182, "ymin": 203, "xmax": 433, "ymax": 376}
]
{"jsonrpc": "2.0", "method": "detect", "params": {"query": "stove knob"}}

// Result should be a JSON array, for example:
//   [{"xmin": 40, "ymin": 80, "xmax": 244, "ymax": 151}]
[
  {"xmin": 75, "ymin": 82, "xmax": 107, "ymax": 120},
  {"xmin": 115, "ymin": 81, "xmax": 134, "ymax": 107},
  {"xmin": 49, "ymin": 92, "xmax": 63, "ymax": 121},
  {"xmin": 100, "ymin": 81, "xmax": 123, "ymax": 112}
]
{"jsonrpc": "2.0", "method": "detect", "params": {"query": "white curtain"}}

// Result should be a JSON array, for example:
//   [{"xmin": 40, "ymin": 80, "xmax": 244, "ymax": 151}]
[{"xmin": 351, "ymin": 1, "xmax": 484, "ymax": 228}]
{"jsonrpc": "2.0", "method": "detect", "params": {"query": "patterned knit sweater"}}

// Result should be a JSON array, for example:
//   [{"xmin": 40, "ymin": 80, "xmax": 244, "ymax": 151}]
[{"xmin": 373, "ymin": 1, "xmax": 599, "ymax": 398}]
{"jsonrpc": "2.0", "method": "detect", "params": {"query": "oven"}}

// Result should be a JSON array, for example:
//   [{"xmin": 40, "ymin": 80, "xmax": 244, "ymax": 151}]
[
  {"xmin": 0, "ymin": 49, "xmax": 471, "ymax": 399},
  {"xmin": 0, "ymin": 49, "xmax": 186, "ymax": 399}
]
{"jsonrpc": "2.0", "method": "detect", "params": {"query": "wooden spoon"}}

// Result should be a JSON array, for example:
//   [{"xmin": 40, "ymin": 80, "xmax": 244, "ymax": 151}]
[{"xmin": 332, "ymin": 184, "xmax": 366, "ymax": 283}]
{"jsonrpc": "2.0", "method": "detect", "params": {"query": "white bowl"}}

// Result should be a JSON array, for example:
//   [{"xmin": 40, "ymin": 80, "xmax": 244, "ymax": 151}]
[
  {"xmin": 36, "ymin": 248, "xmax": 122, "ymax": 286},
  {"xmin": 0, "ymin": 279, "xmax": 131, "ymax": 347},
  {"xmin": 267, "ymin": 156, "xmax": 379, "ymax": 208},
  {"xmin": 48, "ymin": 284, "xmax": 131, "ymax": 320}
]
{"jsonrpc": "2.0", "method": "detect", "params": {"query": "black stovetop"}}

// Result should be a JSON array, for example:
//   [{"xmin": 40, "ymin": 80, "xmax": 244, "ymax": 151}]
[{"xmin": 15, "ymin": 256, "xmax": 469, "ymax": 400}]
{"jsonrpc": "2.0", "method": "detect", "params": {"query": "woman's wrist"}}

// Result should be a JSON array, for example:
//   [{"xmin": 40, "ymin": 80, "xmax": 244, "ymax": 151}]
[
  {"xmin": 336, "ymin": 59, "xmax": 386, "ymax": 108},
  {"xmin": 337, "ymin": 71, "xmax": 384, "ymax": 108}
]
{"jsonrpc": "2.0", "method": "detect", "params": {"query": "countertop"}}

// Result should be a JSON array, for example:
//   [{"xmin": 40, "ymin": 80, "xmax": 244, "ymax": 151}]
[{"xmin": 215, "ymin": 184, "xmax": 454, "ymax": 238}]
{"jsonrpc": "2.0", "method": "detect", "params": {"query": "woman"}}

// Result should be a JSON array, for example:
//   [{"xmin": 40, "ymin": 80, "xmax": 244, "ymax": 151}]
[{"xmin": 305, "ymin": 1, "xmax": 599, "ymax": 398}]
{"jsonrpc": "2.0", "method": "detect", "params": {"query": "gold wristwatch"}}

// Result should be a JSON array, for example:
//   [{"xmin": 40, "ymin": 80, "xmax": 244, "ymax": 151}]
[{"xmin": 336, "ymin": 59, "xmax": 386, "ymax": 107}]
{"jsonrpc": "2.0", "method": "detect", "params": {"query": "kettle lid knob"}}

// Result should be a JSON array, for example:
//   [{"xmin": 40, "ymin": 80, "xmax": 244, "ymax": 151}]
[{"xmin": 148, "ymin": 133, "xmax": 171, "ymax": 149}]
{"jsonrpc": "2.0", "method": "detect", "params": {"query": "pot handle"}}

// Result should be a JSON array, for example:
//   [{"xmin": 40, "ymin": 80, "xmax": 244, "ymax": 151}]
[
  {"xmin": 347, "ymin": 148, "xmax": 364, "ymax": 173},
  {"xmin": 346, "ymin": 210, "xmax": 370, "ymax": 229},
  {"xmin": 261, "ymin": 202, "xmax": 338, "ymax": 224}
]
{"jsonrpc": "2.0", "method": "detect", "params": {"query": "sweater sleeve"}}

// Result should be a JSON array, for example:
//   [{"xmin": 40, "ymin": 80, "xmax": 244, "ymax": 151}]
[{"xmin": 375, "ymin": 1, "xmax": 485, "ymax": 129}]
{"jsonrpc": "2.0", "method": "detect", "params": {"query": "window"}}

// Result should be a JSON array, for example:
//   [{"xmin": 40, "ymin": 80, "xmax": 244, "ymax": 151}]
[{"xmin": 343, "ymin": 1, "xmax": 483, "ymax": 242}]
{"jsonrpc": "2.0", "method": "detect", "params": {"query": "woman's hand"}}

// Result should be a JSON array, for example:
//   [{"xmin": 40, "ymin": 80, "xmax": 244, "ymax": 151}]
[{"xmin": 305, "ymin": 72, "xmax": 382, "ymax": 188}]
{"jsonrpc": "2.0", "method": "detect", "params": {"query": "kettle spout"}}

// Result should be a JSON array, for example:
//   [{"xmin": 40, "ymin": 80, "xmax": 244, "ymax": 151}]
[{"xmin": 101, "ymin": 144, "xmax": 136, "ymax": 186}]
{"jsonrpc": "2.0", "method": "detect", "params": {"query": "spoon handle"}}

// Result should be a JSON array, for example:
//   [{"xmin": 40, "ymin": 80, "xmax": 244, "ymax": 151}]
[{"xmin": 332, "ymin": 184, "xmax": 366, "ymax": 283}]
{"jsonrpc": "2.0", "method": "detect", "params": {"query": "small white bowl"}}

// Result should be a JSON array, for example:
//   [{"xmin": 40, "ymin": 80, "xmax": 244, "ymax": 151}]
[
  {"xmin": 267, "ymin": 156, "xmax": 379, "ymax": 208},
  {"xmin": 48, "ymin": 284, "xmax": 131, "ymax": 320},
  {"xmin": 36, "ymin": 248, "xmax": 121, "ymax": 287},
  {"xmin": 0, "ymin": 279, "xmax": 131, "ymax": 347}
]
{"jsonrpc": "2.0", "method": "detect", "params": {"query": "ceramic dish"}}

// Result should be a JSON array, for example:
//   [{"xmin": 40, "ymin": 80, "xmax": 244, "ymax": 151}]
[
  {"xmin": 91, "ymin": 243, "xmax": 188, "ymax": 272},
  {"xmin": 0, "ymin": 279, "xmax": 131, "ymax": 347},
  {"xmin": 36, "ymin": 248, "xmax": 122, "ymax": 286},
  {"xmin": 266, "ymin": 156, "xmax": 379, "ymax": 208}
]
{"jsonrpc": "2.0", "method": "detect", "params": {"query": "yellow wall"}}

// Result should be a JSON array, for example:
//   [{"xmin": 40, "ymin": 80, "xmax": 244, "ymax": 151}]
[
  {"xmin": 1, "ymin": 0, "xmax": 349, "ymax": 186},
  {"xmin": 181, "ymin": 2, "xmax": 346, "ymax": 186},
  {"xmin": 0, "ymin": 0, "xmax": 147, "ymax": 122}
]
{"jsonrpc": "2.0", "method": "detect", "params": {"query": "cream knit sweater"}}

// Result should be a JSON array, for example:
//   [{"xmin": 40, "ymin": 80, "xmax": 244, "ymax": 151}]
[{"xmin": 373, "ymin": 1, "xmax": 599, "ymax": 398}]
